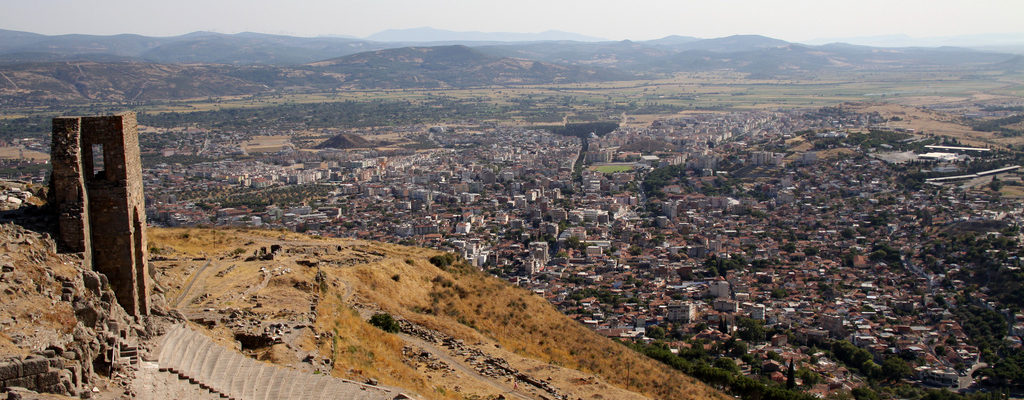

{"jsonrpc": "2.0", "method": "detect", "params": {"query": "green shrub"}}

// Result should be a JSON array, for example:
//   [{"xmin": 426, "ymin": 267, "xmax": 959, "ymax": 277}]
[{"xmin": 368, "ymin": 313, "xmax": 401, "ymax": 333}]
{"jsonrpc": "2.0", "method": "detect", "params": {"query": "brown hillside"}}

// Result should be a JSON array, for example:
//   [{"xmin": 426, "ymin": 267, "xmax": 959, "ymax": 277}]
[
  {"xmin": 149, "ymin": 227, "xmax": 726, "ymax": 400},
  {"xmin": 315, "ymin": 133, "xmax": 371, "ymax": 149}
]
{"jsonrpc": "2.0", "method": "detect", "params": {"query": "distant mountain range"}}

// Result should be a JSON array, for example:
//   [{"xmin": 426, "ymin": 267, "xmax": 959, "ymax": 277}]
[
  {"xmin": 805, "ymin": 32, "xmax": 1024, "ymax": 52},
  {"xmin": 0, "ymin": 28, "xmax": 1021, "ymax": 104},
  {"xmin": 365, "ymin": 27, "xmax": 606, "ymax": 43},
  {"xmin": 0, "ymin": 29, "xmax": 385, "ymax": 65}
]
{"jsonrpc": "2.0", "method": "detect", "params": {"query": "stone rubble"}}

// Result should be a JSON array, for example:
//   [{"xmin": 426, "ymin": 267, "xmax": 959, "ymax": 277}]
[
  {"xmin": 0, "ymin": 223, "xmax": 168, "ymax": 398},
  {"xmin": 397, "ymin": 319, "xmax": 565, "ymax": 399}
]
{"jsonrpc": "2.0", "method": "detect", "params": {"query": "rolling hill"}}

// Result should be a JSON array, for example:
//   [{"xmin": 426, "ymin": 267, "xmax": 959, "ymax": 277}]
[
  {"xmin": 366, "ymin": 27, "xmax": 606, "ymax": 43},
  {"xmin": 0, "ymin": 28, "xmax": 1021, "ymax": 104},
  {"xmin": 0, "ymin": 46, "xmax": 626, "ymax": 103},
  {"xmin": 315, "ymin": 132, "xmax": 372, "ymax": 149},
  {"xmin": 0, "ymin": 29, "xmax": 386, "ymax": 65},
  {"xmin": 309, "ymin": 45, "xmax": 631, "ymax": 88}
]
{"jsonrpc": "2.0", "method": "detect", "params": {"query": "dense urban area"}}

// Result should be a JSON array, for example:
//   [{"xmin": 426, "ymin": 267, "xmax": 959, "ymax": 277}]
[{"xmin": 3, "ymin": 101, "xmax": 1024, "ymax": 400}]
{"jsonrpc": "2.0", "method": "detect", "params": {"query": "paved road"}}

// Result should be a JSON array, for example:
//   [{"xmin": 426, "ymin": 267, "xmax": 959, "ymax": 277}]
[{"xmin": 959, "ymin": 362, "xmax": 987, "ymax": 390}]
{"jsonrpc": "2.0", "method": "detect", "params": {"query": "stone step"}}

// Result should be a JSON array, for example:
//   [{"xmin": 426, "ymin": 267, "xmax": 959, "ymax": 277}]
[
  {"xmin": 199, "ymin": 346, "xmax": 225, "ymax": 388},
  {"xmin": 160, "ymin": 326, "xmax": 187, "ymax": 371},
  {"xmin": 241, "ymin": 361, "xmax": 267, "ymax": 400},
  {"xmin": 134, "ymin": 361, "xmax": 222, "ymax": 400},
  {"xmin": 266, "ymin": 369, "xmax": 288, "ymax": 400},
  {"xmin": 260, "ymin": 368, "xmax": 284, "ymax": 400},
  {"xmin": 169, "ymin": 326, "xmax": 194, "ymax": 372},
  {"xmin": 281, "ymin": 369, "xmax": 302, "ymax": 399},
  {"xmin": 154, "ymin": 325, "xmax": 403, "ymax": 400},
  {"xmin": 274, "ymin": 369, "xmax": 293, "ymax": 400},
  {"xmin": 319, "ymin": 379, "xmax": 343, "ymax": 400},
  {"xmin": 212, "ymin": 349, "xmax": 241, "ymax": 395},
  {"xmin": 302, "ymin": 375, "xmax": 329, "ymax": 399},
  {"xmin": 229, "ymin": 358, "xmax": 256, "ymax": 399},
  {"xmin": 185, "ymin": 338, "xmax": 214, "ymax": 381},
  {"xmin": 176, "ymin": 330, "xmax": 204, "ymax": 374},
  {"xmin": 156, "ymin": 326, "xmax": 178, "ymax": 366}
]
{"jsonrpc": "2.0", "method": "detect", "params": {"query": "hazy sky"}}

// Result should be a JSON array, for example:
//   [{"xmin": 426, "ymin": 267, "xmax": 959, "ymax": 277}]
[{"xmin": 2, "ymin": 0, "xmax": 1022, "ymax": 42}]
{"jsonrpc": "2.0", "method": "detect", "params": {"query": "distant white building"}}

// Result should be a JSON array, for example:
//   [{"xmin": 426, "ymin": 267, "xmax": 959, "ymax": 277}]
[
  {"xmin": 667, "ymin": 301, "xmax": 700, "ymax": 323},
  {"xmin": 529, "ymin": 242, "xmax": 550, "ymax": 263},
  {"xmin": 800, "ymin": 151, "xmax": 818, "ymax": 165},
  {"xmin": 710, "ymin": 280, "xmax": 731, "ymax": 299},
  {"xmin": 917, "ymin": 367, "xmax": 958, "ymax": 387},
  {"xmin": 714, "ymin": 299, "xmax": 739, "ymax": 313}
]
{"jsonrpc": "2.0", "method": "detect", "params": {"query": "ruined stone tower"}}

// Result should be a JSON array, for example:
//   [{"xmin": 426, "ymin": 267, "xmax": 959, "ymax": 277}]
[{"xmin": 51, "ymin": 113, "xmax": 150, "ymax": 316}]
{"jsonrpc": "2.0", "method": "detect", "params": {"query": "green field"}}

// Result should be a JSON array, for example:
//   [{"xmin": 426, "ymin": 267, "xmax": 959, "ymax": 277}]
[
  {"xmin": 60, "ymin": 69, "xmax": 1024, "ymax": 119},
  {"xmin": 6, "ymin": 69, "xmax": 1024, "ymax": 141},
  {"xmin": 591, "ymin": 164, "xmax": 635, "ymax": 173}
]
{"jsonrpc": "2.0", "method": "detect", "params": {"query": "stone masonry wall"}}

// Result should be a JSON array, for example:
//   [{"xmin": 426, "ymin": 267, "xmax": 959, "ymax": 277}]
[
  {"xmin": 50, "ymin": 117, "xmax": 91, "ymax": 265},
  {"xmin": 50, "ymin": 113, "xmax": 150, "ymax": 316},
  {"xmin": 0, "ymin": 355, "xmax": 78, "ymax": 396}
]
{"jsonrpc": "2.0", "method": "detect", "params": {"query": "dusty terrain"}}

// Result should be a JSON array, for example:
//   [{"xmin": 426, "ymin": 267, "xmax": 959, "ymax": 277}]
[
  {"xmin": 149, "ymin": 227, "xmax": 726, "ymax": 400},
  {"xmin": 848, "ymin": 102, "xmax": 1019, "ymax": 148},
  {"xmin": 0, "ymin": 147, "xmax": 49, "ymax": 161}
]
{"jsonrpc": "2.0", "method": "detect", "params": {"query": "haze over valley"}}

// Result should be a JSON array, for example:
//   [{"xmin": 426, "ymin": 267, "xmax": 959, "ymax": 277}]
[{"xmin": 2, "ymin": 2, "xmax": 1024, "ymax": 399}]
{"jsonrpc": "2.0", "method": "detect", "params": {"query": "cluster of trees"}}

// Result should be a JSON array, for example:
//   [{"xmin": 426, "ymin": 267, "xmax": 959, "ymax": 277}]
[
  {"xmin": 703, "ymin": 254, "xmax": 749, "ymax": 278},
  {"xmin": 970, "ymin": 114, "xmax": 1024, "ymax": 137},
  {"xmin": 642, "ymin": 164, "xmax": 687, "ymax": 198},
  {"xmin": 954, "ymin": 304, "xmax": 1024, "ymax": 387},
  {"xmin": 867, "ymin": 242, "xmax": 903, "ymax": 266},
  {"xmin": 630, "ymin": 341, "xmax": 818, "ymax": 400},
  {"xmin": 809, "ymin": 129, "xmax": 919, "ymax": 151},
  {"xmin": 830, "ymin": 340, "xmax": 912, "ymax": 382},
  {"xmin": 0, "ymin": 116, "xmax": 50, "ymax": 142},
  {"xmin": 189, "ymin": 183, "xmax": 334, "ymax": 212},
  {"xmin": 548, "ymin": 121, "xmax": 619, "ymax": 138},
  {"xmin": 0, "ymin": 159, "xmax": 48, "ymax": 179}
]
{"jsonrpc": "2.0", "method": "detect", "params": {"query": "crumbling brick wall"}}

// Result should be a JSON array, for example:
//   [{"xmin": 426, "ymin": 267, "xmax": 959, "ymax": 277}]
[{"xmin": 50, "ymin": 113, "xmax": 150, "ymax": 316}]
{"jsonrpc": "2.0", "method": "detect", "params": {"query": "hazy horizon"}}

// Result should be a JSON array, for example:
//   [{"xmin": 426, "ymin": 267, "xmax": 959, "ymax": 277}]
[
  {"xmin": 4, "ymin": 25, "xmax": 1024, "ymax": 50},
  {"xmin": 3, "ymin": 0, "xmax": 1023, "ymax": 46}
]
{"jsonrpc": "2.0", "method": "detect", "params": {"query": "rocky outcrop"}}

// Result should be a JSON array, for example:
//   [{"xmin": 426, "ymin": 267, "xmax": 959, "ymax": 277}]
[
  {"xmin": 398, "ymin": 319, "xmax": 565, "ymax": 399},
  {"xmin": 0, "ymin": 222, "xmax": 167, "ymax": 398}
]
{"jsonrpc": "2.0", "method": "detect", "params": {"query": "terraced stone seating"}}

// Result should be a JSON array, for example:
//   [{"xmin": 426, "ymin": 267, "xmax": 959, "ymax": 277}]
[{"xmin": 157, "ymin": 324, "xmax": 409, "ymax": 400}]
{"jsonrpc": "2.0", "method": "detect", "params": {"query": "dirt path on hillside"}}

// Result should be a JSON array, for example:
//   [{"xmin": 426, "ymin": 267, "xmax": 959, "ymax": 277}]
[
  {"xmin": 398, "ymin": 334, "xmax": 533, "ymax": 400},
  {"xmin": 173, "ymin": 258, "xmax": 211, "ymax": 309}
]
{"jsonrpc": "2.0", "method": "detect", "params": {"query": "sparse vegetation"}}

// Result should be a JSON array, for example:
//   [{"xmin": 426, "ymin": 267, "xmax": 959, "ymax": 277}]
[{"xmin": 369, "ymin": 313, "xmax": 401, "ymax": 333}]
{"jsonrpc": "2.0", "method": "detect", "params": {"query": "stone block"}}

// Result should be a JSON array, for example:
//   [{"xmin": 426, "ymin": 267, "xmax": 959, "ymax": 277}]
[
  {"xmin": 82, "ymin": 270, "xmax": 102, "ymax": 296},
  {"xmin": 2, "ymin": 376, "xmax": 35, "ymax": 389},
  {"xmin": 20, "ymin": 359, "xmax": 48, "ymax": 375},
  {"xmin": 35, "ymin": 371, "xmax": 60, "ymax": 388},
  {"xmin": 0, "ymin": 361, "xmax": 21, "ymax": 381},
  {"xmin": 74, "ymin": 302, "xmax": 100, "ymax": 328}
]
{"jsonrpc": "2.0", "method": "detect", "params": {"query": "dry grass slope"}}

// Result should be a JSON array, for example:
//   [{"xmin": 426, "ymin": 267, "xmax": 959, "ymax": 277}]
[
  {"xmin": 345, "ymin": 255, "xmax": 723, "ymax": 400},
  {"xmin": 149, "ymin": 227, "xmax": 726, "ymax": 400}
]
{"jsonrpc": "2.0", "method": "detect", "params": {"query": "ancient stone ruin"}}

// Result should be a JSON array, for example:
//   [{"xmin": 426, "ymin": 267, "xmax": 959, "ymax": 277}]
[{"xmin": 50, "ymin": 113, "xmax": 150, "ymax": 316}]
